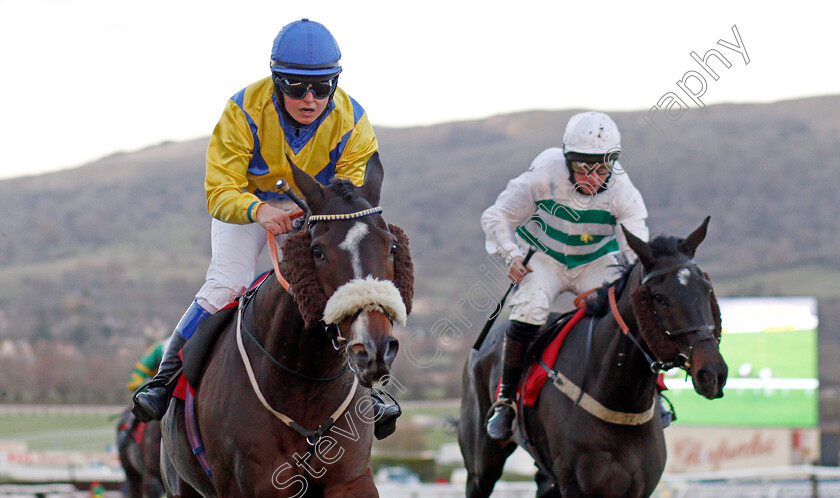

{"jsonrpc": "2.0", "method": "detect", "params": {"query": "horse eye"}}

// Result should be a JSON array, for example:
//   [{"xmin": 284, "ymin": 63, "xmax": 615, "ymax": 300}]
[
  {"xmin": 653, "ymin": 293, "xmax": 668, "ymax": 306},
  {"xmin": 311, "ymin": 246, "xmax": 326, "ymax": 262},
  {"xmin": 390, "ymin": 241, "xmax": 398, "ymax": 254}
]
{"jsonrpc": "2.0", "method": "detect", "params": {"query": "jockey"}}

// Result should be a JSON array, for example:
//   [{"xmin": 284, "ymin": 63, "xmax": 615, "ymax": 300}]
[
  {"xmin": 127, "ymin": 339, "xmax": 165, "ymax": 392},
  {"xmin": 481, "ymin": 111, "xmax": 651, "ymax": 440},
  {"xmin": 132, "ymin": 19, "xmax": 400, "ymax": 434}
]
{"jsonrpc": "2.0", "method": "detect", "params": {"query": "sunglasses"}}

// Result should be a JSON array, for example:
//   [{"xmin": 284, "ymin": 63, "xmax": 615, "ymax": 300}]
[
  {"xmin": 273, "ymin": 75, "xmax": 338, "ymax": 100},
  {"xmin": 571, "ymin": 161, "xmax": 613, "ymax": 175}
]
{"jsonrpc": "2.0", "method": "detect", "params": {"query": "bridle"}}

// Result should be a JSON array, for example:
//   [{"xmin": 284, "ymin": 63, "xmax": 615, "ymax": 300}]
[
  {"xmin": 610, "ymin": 259, "xmax": 718, "ymax": 373},
  {"xmin": 237, "ymin": 205, "xmax": 390, "ymax": 451}
]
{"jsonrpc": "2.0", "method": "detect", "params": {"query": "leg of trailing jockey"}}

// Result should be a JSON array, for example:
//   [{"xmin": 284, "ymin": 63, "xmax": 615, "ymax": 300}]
[
  {"xmin": 486, "ymin": 320, "xmax": 541, "ymax": 440},
  {"xmin": 132, "ymin": 301, "xmax": 211, "ymax": 422}
]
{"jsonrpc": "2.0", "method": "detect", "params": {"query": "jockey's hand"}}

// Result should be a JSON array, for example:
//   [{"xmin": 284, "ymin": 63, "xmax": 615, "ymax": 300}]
[
  {"xmin": 256, "ymin": 203, "xmax": 292, "ymax": 236},
  {"xmin": 508, "ymin": 255, "xmax": 532, "ymax": 283}
]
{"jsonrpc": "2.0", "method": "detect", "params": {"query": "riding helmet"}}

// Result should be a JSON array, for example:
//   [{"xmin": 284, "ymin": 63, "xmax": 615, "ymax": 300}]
[{"xmin": 270, "ymin": 19, "xmax": 342, "ymax": 78}]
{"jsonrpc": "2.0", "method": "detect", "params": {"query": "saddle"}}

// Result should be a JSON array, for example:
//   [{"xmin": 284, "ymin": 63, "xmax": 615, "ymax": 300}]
[
  {"xmin": 181, "ymin": 305, "xmax": 237, "ymax": 388},
  {"xmin": 494, "ymin": 309, "xmax": 585, "ymax": 406},
  {"xmin": 178, "ymin": 271, "xmax": 272, "ymax": 394},
  {"xmin": 526, "ymin": 309, "xmax": 582, "ymax": 362}
]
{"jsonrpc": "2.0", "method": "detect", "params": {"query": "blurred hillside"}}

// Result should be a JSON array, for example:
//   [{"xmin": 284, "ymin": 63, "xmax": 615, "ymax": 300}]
[{"xmin": 1, "ymin": 95, "xmax": 839, "ymax": 403}]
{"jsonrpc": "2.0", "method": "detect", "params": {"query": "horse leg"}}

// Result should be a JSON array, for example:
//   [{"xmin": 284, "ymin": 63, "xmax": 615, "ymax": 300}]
[
  {"xmin": 459, "ymin": 388, "xmax": 515, "ymax": 497},
  {"xmin": 142, "ymin": 471, "xmax": 166, "ymax": 498},
  {"xmin": 535, "ymin": 466, "xmax": 562, "ymax": 498},
  {"xmin": 160, "ymin": 400, "xmax": 216, "ymax": 497},
  {"xmin": 464, "ymin": 437, "xmax": 516, "ymax": 498},
  {"xmin": 459, "ymin": 347, "xmax": 518, "ymax": 498},
  {"xmin": 322, "ymin": 474, "xmax": 378, "ymax": 497},
  {"xmin": 117, "ymin": 437, "xmax": 143, "ymax": 498}
]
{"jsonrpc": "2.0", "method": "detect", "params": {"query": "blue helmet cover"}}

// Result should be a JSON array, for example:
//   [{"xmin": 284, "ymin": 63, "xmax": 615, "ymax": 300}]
[{"xmin": 271, "ymin": 18, "xmax": 342, "ymax": 77}]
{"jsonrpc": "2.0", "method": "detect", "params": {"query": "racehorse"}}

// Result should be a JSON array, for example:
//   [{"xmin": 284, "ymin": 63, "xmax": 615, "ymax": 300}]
[
  {"xmin": 160, "ymin": 152, "xmax": 414, "ymax": 497},
  {"xmin": 459, "ymin": 218, "xmax": 728, "ymax": 497},
  {"xmin": 116, "ymin": 407, "xmax": 165, "ymax": 498}
]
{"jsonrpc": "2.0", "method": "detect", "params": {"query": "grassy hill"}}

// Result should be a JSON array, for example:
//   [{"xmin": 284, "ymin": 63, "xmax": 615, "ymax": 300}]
[{"xmin": 1, "ymin": 96, "xmax": 840, "ymax": 403}]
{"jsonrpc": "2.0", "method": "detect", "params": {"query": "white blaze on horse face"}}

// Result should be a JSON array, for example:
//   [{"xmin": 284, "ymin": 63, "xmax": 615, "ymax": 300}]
[
  {"xmin": 677, "ymin": 268, "xmax": 690, "ymax": 286},
  {"xmin": 339, "ymin": 222, "xmax": 369, "ymax": 279},
  {"xmin": 349, "ymin": 310, "xmax": 369, "ymax": 351}
]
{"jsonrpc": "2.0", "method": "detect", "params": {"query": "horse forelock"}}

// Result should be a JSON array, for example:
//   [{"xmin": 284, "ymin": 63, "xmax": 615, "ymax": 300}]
[{"xmin": 330, "ymin": 178, "xmax": 358, "ymax": 202}]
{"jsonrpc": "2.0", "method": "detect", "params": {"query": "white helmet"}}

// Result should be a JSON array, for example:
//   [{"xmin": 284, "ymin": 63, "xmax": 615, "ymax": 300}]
[{"xmin": 562, "ymin": 111, "xmax": 621, "ymax": 159}]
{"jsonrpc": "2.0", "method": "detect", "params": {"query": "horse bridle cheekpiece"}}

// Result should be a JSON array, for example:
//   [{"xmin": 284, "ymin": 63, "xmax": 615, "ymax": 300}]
[
  {"xmin": 630, "ymin": 260, "xmax": 722, "ymax": 372},
  {"xmin": 282, "ymin": 209, "xmax": 413, "ymax": 328}
]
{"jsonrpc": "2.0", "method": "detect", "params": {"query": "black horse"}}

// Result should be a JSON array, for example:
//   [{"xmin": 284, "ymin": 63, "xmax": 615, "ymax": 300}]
[
  {"xmin": 459, "ymin": 218, "xmax": 728, "ymax": 497},
  {"xmin": 116, "ymin": 407, "xmax": 165, "ymax": 498},
  {"xmin": 160, "ymin": 153, "xmax": 414, "ymax": 497}
]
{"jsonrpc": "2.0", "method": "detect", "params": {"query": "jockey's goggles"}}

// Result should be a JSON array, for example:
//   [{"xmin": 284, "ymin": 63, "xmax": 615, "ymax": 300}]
[
  {"xmin": 570, "ymin": 160, "xmax": 614, "ymax": 175},
  {"xmin": 273, "ymin": 74, "xmax": 338, "ymax": 100}
]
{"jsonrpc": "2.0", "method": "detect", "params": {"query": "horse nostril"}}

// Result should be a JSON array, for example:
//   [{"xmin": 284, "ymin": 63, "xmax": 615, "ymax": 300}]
[
  {"xmin": 352, "ymin": 348, "xmax": 369, "ymax": 362},
  {"xmin": 384, "ymin": 338, "xmax": 399, "ymax": 363}
]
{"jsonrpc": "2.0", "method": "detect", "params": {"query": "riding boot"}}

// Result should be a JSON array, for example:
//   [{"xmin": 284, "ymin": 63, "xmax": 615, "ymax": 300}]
[
  {"xmin": 656, "ymin": 373, "xmax": 676, "ymax": 428},
  {"xmin": 371, "ymin": 391, "xmax": 402, "ymax": 440},
  {"xmin": 485, "ymin": 320, "xmax": 540, "ymax": 440},
  {"xmin": 132, "ymin": 301, "xmax": 211, "ymax": 422},
  {"xmin": 659, "ymin": 393, "xmax": 676, "ymax": 428}
]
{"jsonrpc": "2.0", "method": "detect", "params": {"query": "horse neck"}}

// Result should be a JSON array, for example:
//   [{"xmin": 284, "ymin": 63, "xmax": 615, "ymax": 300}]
[
  {"xmin": 245, "ymin": 278, "xmax": 345, "ymax": 377},
  {"xmin": 587, "ymin": 264, "xmax": 659, "ymax": 408}
]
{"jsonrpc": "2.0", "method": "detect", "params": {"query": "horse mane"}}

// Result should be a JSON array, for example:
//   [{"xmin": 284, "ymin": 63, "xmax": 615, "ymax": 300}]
[
  {"xmin": 584, "ymin": 263, "xmax": 633, "ymax": 317},
  {"xmin": 583, "ymin": 234, "xmax": 684, "ymax": 317}
]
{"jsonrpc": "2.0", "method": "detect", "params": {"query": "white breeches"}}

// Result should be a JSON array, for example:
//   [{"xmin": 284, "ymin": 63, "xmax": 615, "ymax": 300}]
[
  {"xmin": 508, "ymin": 250, "xmax": 623, "ymax": 326},
  {"xmin": 194, "ymin": 218, "xmax": 287, "ymax": 313}
]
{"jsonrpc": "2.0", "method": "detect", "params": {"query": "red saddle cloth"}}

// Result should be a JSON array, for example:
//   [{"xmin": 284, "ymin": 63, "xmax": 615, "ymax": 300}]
[{"xmin": 521, "ymin": 308, "xmax": 585, "ymax": 407}]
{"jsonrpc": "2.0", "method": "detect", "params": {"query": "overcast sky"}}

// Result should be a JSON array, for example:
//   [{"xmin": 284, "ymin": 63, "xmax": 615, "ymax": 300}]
[{"xmin": 1, "ymin": 0, "xmax": 837, "ymax": 179}]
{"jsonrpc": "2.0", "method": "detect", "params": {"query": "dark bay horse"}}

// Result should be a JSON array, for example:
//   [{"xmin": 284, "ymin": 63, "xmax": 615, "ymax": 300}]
[
  {"xmin": 116, "ymin": 407, "xmax": 165, "ymax": 498},
  {"xmin": 459, "ymin": 218, "xmax": 728, "ymax": 497},
  {"xmin": 160, "ymin": 153, "xmax": 413, "ymax": 497}
]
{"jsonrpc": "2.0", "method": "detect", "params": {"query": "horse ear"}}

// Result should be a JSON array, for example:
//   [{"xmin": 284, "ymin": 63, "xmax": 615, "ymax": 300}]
[
  {"xmin": 358, "ymin": 152, "xmax": 384, "ymax": 206},
  {"xmin": 621, "ymin": 225, "xmax": 655, "ymax": 268},
  {"xmin": 679, "ymin": 216, "xmax": 710, "ymax": 258},
  {"xmin": 287, "ymin": 154, "xmax": 325, "ymax": 210}
]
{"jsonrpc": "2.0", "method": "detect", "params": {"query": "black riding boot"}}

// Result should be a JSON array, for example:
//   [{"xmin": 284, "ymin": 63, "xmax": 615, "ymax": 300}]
[
  {"xmin": 132, "ymin": 330, "xmax": 187, "ymax": 422},
  {"xmin": 132, "ymin": 301, "xmax": 211, "ymax": 422},
  {"xmin": 485, "ymin": 321, "xmax": 540, "ymax": 440},
  {"xmin": 372, "ymin": 391, "xmax": 402, "ymax": 440}
]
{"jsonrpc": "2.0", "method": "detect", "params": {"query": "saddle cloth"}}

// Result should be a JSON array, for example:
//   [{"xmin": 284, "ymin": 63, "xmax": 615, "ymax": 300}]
[
  {"xmin": 495, "ymin": 308, "xmax": 586, "ymax": 407},
  {"xmin": 522, "ymin": 308, "xmax": 585, "ymax": 406}
]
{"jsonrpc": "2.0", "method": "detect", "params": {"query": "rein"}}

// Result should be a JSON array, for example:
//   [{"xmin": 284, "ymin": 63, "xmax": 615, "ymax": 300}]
[
  {"xmin": 237, "ymin": 205, "xmax": 387, "ymax": 447},
  {"xmin": 265, "ymin": 208, "xmax": 307, "ymax": 292},
  {"xmin": 609, "ymin": 260, "xmax": 716, "ymax": 372},
  {"xmin": 537, "ymin": 304, "xmax": 656, "ymax": 425},
  {"xmin": 235, "ymin": 297, "xmax": 358, "ymax": 448}
]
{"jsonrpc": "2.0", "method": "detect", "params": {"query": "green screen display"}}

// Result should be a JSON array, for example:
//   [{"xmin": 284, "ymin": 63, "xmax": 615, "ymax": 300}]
[{"xmin": 662, "ymin": 297, "xmax": 818, "ymax": 427}]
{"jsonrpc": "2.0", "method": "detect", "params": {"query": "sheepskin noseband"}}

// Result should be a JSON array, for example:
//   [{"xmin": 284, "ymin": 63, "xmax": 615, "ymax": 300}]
[
  {"xmin": 323, "ymin": 277, "xmax": 407, "ymax": 326},
  {"xmin": 280, "ymin": 223, "xmax": 415, "ymax": 329}
]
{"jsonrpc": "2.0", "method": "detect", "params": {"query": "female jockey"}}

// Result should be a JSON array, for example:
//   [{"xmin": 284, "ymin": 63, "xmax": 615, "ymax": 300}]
[
  {"xmin": 132, "ymin": 19, "xmax": 399, "ymax": 435},
  {"xmin": 481, "ymin": 111, "xmax": 652, "ymax": 440}
]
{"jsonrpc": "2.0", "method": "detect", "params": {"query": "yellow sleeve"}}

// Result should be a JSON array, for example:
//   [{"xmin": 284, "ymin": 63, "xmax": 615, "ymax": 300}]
[
  {"xmin": 205, "ymin": 100, "xmax": 265, "ymax": 225},
  {"xmin": 334, "ymin": 112, "xmax": 378, "ymax": 187}
]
